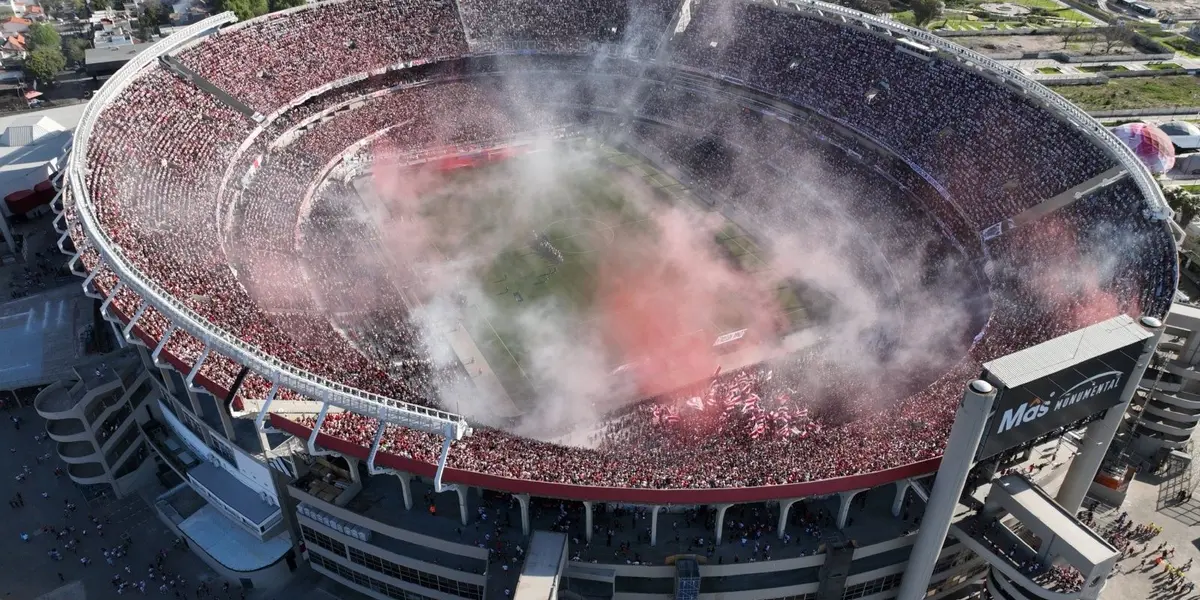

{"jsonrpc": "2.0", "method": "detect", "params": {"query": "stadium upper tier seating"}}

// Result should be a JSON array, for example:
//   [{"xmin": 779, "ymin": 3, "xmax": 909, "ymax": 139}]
[{"xmin": 69, "ymin": 0, "xmax": 1177, "ymax": 496}]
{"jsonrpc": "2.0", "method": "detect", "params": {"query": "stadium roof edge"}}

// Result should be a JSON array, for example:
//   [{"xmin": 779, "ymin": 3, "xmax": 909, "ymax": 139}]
[{"xmin": 983, "ymin": 314, "xmax": 1152, "ymax": 389}]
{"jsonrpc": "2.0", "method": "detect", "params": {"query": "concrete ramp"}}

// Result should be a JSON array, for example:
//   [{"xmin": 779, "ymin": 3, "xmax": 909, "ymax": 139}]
[{"xmin": 36, "ymin": 581, "xmax": 87, "ymax": 600}]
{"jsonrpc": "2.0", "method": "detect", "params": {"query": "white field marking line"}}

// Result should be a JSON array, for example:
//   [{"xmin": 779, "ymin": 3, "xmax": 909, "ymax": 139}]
[{"xmin": 428, "ymin": 240, "xmax": 530, "ymax": 384}]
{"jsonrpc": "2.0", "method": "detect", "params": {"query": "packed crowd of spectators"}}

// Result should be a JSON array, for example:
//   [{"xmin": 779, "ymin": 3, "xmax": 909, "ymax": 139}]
[
  {"xmin": 669, "ymin": 2, "xmax": 1118, "ymax": 231},
  {"xmin": 74, "ymin": 0, "xmax": 1177, "ymax": 490},
  {"xmin": 175, "ymin": 0, "xmax": 469, "ymax": 115},
  {"xmin": 455, "ymin": 0, "xmax": 678, "ymax": 55}
]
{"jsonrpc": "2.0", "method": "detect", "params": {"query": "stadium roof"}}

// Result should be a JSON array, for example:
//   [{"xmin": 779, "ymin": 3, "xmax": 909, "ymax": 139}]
[
  {"xmin": 984, "ymin": 314, "xmax": 1152, "ymax": 389},
  {"xmin": 84, "ymin": 42, "xmax": 155, "ymax": 68},
  {"xmin": 0, "ymin": 104, "xmax": 79, "ymax": 201}
]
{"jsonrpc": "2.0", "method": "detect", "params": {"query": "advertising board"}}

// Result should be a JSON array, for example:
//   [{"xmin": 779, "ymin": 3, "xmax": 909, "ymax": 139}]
[{"xmin": 976, "ymin": 342, "xmax": 1142, "ymax": 460}]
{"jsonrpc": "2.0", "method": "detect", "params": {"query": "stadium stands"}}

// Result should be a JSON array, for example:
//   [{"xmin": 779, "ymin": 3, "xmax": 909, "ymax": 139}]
[{"xmin": 69, "ymin": 0, "xmax": 1177, "ymax": 495}]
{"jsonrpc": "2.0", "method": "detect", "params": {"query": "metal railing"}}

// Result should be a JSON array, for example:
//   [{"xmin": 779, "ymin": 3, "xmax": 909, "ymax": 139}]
[{"xmin": 65, "ymin": 12, "xmax": 469, "ymax": 440}]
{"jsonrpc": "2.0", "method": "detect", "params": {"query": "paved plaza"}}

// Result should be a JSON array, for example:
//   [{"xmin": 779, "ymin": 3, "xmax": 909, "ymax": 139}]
[
  {"xmin": 0, "ymin": 403, "xmax": 225, "ymax": 600},
  {"xmin": 1092, "ymin": 466, "xmax": 1200, "ymax": 600}
]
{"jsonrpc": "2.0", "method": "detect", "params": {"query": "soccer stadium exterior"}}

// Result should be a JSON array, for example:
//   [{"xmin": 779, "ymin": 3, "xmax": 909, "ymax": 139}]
[{"xmin": 52, "ymin": 0, "xmax": 1180, "ymax": 599}]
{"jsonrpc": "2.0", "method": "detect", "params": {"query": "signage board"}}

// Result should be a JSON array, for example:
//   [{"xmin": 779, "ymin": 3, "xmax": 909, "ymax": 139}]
[{"xmin": 976, "ymin": 342, "xmax": 1142, "ymax": 460}]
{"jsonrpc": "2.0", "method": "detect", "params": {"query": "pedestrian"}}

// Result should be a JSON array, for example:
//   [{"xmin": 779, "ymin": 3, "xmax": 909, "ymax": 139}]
[{"xmin": 58, "ymin": 573, "xmax": 65, "ymax": 583}]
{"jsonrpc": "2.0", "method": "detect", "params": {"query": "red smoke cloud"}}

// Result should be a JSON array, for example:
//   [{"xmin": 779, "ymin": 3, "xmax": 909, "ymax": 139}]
[{"xmin": 594, "ymin": 209, "xmax": 786, "ymax": 398}]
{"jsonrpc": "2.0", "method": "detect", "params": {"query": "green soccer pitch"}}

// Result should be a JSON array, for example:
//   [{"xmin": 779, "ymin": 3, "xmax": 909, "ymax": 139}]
[{"xmin": 413, "ymin": 141, "xmax": 814, "ymax": 405}]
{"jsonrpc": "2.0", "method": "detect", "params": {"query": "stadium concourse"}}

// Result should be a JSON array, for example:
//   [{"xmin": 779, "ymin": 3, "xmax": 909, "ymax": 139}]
[{"xmin": 50, "ymin": 0, "xmax": 1183, "ymax": 598}]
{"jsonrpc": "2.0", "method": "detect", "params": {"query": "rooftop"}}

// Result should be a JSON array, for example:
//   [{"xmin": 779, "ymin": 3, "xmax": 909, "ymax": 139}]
[
  {"xmin": 985, "ymin": 314, "xmax": 1152, "ymax": 388},
  {"xmin": 84, "ymin": 42, "xmax": 154, "ymax": 67},
  {"xmin": 0, "ymin": 285, "xmax": 97, "ymax": 391},
  {"xmin": 189, "ymin": 460, "xmax": 279, "ymax": 526},
  {"xmin": 0, "ymin": 105, "xmax": 80, "ymax": 196},
  {"xmin": 178, "ymin": 502, "xmax": 291, "ymax": 571},
  {"xmin": 514, "ymin": 531, "xmax": 566, "ymax": 600}
]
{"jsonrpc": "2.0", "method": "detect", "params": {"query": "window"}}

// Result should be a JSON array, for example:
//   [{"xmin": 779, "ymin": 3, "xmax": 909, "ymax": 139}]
[
  {"xmin": 309, "ymin": 553, "xmax": 438, "ymax": 600},
  {"xmin": 841, "ymin": 573, "xmax": 903, "ymax": 599},
  {"xmin": 302, "ymin": 526, "xmax": 347, "ymax": 558},
  {"xmin": 345, "ymin": 545, "xmax": 483, "ymax": 600}
]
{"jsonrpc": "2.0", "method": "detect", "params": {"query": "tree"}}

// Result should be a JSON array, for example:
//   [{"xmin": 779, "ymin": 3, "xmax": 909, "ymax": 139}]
[
  {"xmin": 138, "ymin": 1, "xmax": 162, "ymax": 39},
  {"xmin": 142, "ymin": 1, "xmax": 161, "ymax": 25},
  {"xmin": 910, "ymin": 0, "xmax": 944, "ymax": 28},
  {"xmin": 1101, "ymin": 25, "xmax": 1134, "ymax": 54},
  {"xmin": 25, "ymin": 46, "xmax": 65, "ymax": 85},
  {"xmin": 1165, "ymin": 187, "xmax": 1200, "ymax": 227},
  {"xmin": 65, "ymin": 37, "xmax": 89, "ymax": 64},
  {"xmin": 27, "ymin": 22, "xmax": 61, "ymax": 51},
  {"xmin": 269, "ymin": 0, "xmax": 306, "ymax": 11},
  {"xmin": 219, "ymin": 0, "xmax": 268, "ymax": 21}
]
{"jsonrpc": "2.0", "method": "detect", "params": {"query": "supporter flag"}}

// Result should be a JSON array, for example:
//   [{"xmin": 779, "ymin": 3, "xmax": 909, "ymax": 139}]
[
  {"xmin": 807, "ymin": 421, "xmax": 822, "ymax": 434},
  {"xmin": 775, "ymin": 393, "xmax": 790, "ymax": 406},
  {"xmin": 741, "ymin": 394, "xmax": 760, "ymax": 414},
  {"xmin": 795, "ymin": 407, "xmax": 810, "ymax": 421},
  {"xmin": 686, "ymin": 397, "xmax": 705, "ymax": 412},
  {"xmin": 724, "ymin": 392, "xmax": 739, "ymax": 409},
  {"xmin": 705, "ymin": 392, "xmax": 718, "ymax": 409},
  {"xmin": 750, "ymin": 420, "xmax": 767, "ymax": 439},
  {"xmin": 651, "ymin": 405, "xmax": 663, "ymax": 424},
  {"xmin": 712, "ymin": 365, "xmax": 722, "ymax": 380},
  {"xmin": 738, "ymin": 375, "xmax": 754, "ymax": 395},
  {"xmin": 665, "ymin": 408, "xmax": 681, "ymax": 424},
  {"xmin": 794, "ymin": 427, "xmax": 809, "ymax": 439}
]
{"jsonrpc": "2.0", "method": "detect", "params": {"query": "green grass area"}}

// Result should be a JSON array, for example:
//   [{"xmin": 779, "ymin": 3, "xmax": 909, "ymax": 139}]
[
  {"xmin": 1147, "ymin": 62, "xmax": 1182, "ymax": 70},
  {"xmin": 1048, "ymin": 76, "xmax": 1200, "ymax": 111},
  {"xmin": 1161, "ymin": 36, "xmax": 1200, "ymax": 58},
  {"xmin": 1037, "ymin": 66, "xmax": 1064, "ymax": 74},
  {"xmin": 1077, "ymin": 64, "xmax": 1128, "ymax": 72},
  {"xmin": 1005, "ymin": 0, "xmax": 1093, "ymax": 23}
]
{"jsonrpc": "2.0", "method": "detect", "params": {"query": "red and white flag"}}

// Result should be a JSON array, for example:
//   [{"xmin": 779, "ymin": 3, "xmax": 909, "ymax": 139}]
[
  {"xmin": 750, "ymin": 421, "xmax": 767, "ymax": 439},
  {"xmin": 665, "ymin": 408, "xmax": 681, "ymax": 424},
  {"xmin": 741, "ymin": 394, "xmax": 760, "ymax": 414}
]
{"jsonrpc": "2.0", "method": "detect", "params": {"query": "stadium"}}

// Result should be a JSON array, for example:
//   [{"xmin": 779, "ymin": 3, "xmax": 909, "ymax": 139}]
[{"xmin": 51, "ymin": 0, "xmax": 1182, "ymax": 598}]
